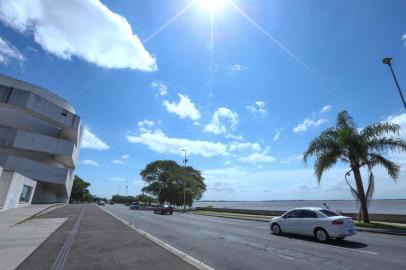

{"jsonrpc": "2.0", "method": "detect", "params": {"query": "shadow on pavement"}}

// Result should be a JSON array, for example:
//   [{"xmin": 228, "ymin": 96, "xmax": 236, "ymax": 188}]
[{"xmin": 274, "ymin": 233, "xmax": 368, "ymax": 249}]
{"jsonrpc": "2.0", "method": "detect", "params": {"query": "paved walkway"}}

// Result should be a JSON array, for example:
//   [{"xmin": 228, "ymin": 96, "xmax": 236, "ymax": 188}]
[
  {"xmin": 0, "ymin": 204, "xmax": 62, "ymax": 228},
  {"xmin": 0, "ymin": 204, "xmax": 67, "ymax": 270},
  {"xmin": 17, "ymin": 204, "xmax": 196, "ymax": 270}
]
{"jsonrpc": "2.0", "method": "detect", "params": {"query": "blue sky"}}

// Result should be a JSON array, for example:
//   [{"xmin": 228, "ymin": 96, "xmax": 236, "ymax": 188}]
[{"xmin": 1, "ymin": 0, "xmax": 406, "ymax": 200}]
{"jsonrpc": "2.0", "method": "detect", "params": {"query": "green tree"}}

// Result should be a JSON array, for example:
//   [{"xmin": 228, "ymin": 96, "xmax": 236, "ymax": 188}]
[
  {"xmin": 303, "ymin": 111, "xmax": 406, "ymax": 222},
  {"xmin": 70, "ymin": 175, "xmax": 92, "ymax": 203},
  {"xmin": 140, "ymin": 160, "xmax": 206, "ymax": 207},
  {"xmin": 135, "ymin": 194, "xmax": 158, "ymax": 205}
]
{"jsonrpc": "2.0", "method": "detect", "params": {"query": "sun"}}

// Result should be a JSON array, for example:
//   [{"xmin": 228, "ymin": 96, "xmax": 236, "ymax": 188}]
[{"xmin": 199, "ymin": 0, "xmax": 224, "ymax": 12}]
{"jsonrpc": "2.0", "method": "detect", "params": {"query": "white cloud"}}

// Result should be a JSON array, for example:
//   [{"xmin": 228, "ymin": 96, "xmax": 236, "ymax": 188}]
[
  {"xmin": 138, "ymin": 119, "xmax": 157, "ymax": 128},
  {"xmin": 201, "ymin": 165, "xmax": 406, "ymax": 201},
  {"xmin": 273, "ymin": 131, "xmax": 281, "ymax": 142},
  {"xmin": 0, "ymin": 0, "xmax": 156, "ymax": 71},
  {"xmin": 81, "ymin": 127, "xmax": 109, "ymax": 150},
  {"xmin": 280, "ymin": 154, "xmax": 303, "ymax": 164},
  {"xmin": 0, "ymin": 36, "xmax": 24, "ymax": 64},
  {"xmin": 320, "ymin": 105, "xmax": 332, "ymax": 114},
  {"xmin": 385, "ymin": 112, "xmax": 406, "ymax": 139},
  {"xmin": 121, "ymin": 154, "xmax": 130, "ymax": 159},
  {"xmin": 246, "ymin": 101, "xmax": 267, "ymax": 117},
  {"xmin": 225, "ymin": 134, "xmax": 244, "ymax": 140},
  {"xmin": 110, "ymin": 177, "xmax": 125, "ymax": 182},
  {"xmin": 204, "ymin": 107, "xmax": 239, "ymax": 135},
  {"xmin": 293, "ymin": 118, "xmax": 327, "ymax": 133},
  {"xmin": 163, "ymin": 94, "xmax": 201, "ymax": 120},
  {"xmin": 112, "ymin": 159, "xmax": 127, "ymax": 165},
  {"xmin": 82, "ymin": 159, "xmax": 100, "ymax": 166},
  {"xmin": 238, "ymin": 152, "xmax": 276, "ymax": 163},
  {"xmin": 151, "ymin": 81, "xmax": 167, "ymax": 96},
  {"xmin": 402, "ymin": 34, "xmax": 406, "ymax": 46},
  {"xmin": 228, "ymin": 142, "xmax": 261, "ymax": 153},
  {"xmin": 126, "ymin": 129, "xmax": 228, "ymax": 157},
  {"xmin": 229, "ymin": 64, "xmax": 249, "ymax": 72}
]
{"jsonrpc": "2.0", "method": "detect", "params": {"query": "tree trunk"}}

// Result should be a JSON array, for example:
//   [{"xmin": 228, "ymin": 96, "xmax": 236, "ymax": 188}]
[{"xmin": 352, "ymin": 167, "xmax": 370, "ymax": 223}]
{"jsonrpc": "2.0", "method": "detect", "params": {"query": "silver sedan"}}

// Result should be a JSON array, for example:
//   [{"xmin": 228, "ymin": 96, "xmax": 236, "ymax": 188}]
[{"xmin": 269, "ymin": 207, "xmax": 356, "ymax": 242}]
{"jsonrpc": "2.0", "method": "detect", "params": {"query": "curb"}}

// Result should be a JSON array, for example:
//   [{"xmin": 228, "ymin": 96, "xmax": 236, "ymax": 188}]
[
  {"xmin": 356, "ymin": 228, "xmax": 406, "ymax": 236},
  {"xmin": 98, "ymin": 206, "xmax": 215, "ymax": 270},
  {"xmin": 10, "ymin": 203, "xmax": 66, "ymax": 227},
  {"xmin": 190, "ymin": 212, "xmax": 270, "ymax": 222}
]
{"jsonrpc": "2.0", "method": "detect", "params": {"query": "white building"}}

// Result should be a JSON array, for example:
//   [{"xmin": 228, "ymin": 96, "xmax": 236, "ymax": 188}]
[{"xmin": 0, "ymin": 74, "xmax": 82, "ymax": 210}]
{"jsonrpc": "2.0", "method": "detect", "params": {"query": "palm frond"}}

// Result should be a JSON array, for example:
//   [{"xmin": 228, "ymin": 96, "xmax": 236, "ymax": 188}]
[
  {"xmin": 368, "ymin": 153, "xmax": 400, "ymax": 180},
  {"xmin": 365, "ymin": 171, "xmax": 375, "ymax": 205},
  {"xmin": 361, "ymin": 122, "xmax": 400, "ymax": 140},
  {"xmin": 336, "ymin": 111, "xmax": 357, "ymax": 130},
  {"xmin": 303, "ymin": 130, "xmax": 340, "ymax": 164},
  {"xmin": 366, "ymin": 137, "xmax": 406, "ymax": 153},
  {"xmin": 314, "ymin": 150, "xmax": 340, "ymax": 183}
]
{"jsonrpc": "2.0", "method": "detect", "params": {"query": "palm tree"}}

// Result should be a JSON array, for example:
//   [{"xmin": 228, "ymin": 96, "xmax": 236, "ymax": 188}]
[{"xmin": 303, "ymin": 111, "xmax": 406, "ymax": 223}]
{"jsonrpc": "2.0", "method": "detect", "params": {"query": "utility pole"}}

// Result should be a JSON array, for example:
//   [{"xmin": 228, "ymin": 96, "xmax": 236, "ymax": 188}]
[
  {"xmin": 383, "ymin": 57, "xmax": 406, "ymax": 110},
  {"xmin": 125, "ymin": 180, "xmax": 128, "ymax": 197},
  {"xmin": 182, "ymin": 149, "xmax": 188, "ymax": 212}
]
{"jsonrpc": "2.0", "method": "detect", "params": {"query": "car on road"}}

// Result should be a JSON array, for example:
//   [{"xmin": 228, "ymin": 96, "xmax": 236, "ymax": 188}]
[
  {"xmin": 154, "ymin": 204, "xmax": 173, "ymax": 215},
  {"xmin": 97, "ymin": 201, "xmax": 106, "ymax": 206},
  {"xmin": 129, "ymin": 202, "xmax": 140, "ymax": 210},
  {"xmin": 269, "ymin": 207, "xmax": 356, "ymax": 242}
]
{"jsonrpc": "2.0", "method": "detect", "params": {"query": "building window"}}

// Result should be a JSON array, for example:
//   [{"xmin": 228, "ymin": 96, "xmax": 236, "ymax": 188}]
[{"xmin": 19, "ymin": 185, "xmax": 33, "ymax": 203}]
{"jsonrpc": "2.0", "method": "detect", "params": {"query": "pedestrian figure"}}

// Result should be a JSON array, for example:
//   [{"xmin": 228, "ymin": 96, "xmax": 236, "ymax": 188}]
[{"xmin": 323, "ymin": 202, "xmax": 331, "ymax": 209}]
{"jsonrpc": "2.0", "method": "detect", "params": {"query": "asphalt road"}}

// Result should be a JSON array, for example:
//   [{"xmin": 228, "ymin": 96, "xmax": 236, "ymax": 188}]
[{"xmin": 105, "ymin": 204, "xmax": 406, "ymax": 270}]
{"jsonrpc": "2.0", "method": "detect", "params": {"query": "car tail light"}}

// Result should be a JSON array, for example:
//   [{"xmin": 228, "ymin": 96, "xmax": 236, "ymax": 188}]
[{"xmin": 332, "ymin": 220, "xmax": 344, "ymax": 225}]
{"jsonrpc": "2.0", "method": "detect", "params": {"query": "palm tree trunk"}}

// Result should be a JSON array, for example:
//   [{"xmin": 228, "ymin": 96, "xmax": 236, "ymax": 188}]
[{"xmin": 352, "ymin": 167, "xmax": 370, "ymax": 223}]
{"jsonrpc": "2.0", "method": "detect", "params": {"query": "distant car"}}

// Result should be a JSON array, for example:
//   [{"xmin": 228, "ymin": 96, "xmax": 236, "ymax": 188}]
[
  {"xmin": 269, "ymin": 207, "xmax": 356, "ymax": 242},
  {"xmin": 97, "ymin": 201, "xmax": 105, "ymax": 206},
  {"xmin": 109, "ymin": 201, "xmax": 115, "ymax": 205},
  {"xmin": 154, "ymin": 204, "xmax": 173, "ymax": 215},
  {"xmin": 129, "ymin": 202, "xmax": 140, "ymax": 210}
]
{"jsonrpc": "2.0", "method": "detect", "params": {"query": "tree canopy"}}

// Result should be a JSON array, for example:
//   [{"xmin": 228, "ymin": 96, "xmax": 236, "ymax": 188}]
[
  {"xmin": 70, "ymin": 175, "xmax": 92, "ymax": 203},
  {"xmin": 304, "ymin": 111, "xmax": 406, "ymax": 222},
  {"xmin": 140, "ymin": 160, "xmax": 206, "ymax": 207}
]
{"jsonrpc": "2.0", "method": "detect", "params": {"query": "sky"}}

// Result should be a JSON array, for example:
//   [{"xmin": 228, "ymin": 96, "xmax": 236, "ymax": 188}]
[{"xmin": 0, "ymin": 0, "xmax": 406, "ymax": 200}]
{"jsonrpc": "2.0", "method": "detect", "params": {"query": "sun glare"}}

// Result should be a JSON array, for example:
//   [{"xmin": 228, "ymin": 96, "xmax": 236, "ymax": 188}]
[{"xmin": 199, "ymin": 0, "xmax": 224, "ymax": 12}]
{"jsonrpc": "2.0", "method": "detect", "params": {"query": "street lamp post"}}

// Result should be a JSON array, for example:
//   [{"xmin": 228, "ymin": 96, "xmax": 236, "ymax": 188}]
[
  {"xmin": 182, "ymin": 149, "xmax": 188, "ymax": 212},
  {"xmin": 383, "ymin": 57, "xmax": 406, "ymax": 110}
]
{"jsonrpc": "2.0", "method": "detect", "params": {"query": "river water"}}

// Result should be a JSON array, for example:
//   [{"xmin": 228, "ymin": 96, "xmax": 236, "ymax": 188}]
[{"xmin": 194, "ymin": 200, "xmax": 406, "ymax": 214}]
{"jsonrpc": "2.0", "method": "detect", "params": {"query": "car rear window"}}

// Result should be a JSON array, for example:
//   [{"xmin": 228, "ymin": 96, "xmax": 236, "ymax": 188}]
[{"xmin": 320, "ymin": 210, "xmax": 339, "ymax": 217}]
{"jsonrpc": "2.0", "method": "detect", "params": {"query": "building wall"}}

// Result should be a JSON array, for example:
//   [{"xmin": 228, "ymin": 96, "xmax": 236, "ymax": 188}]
[
  {"xmin": 0, "ymin": 74, "xmax": 81, "ymax": 210},
  {"xmin": 0, "ymin": 170, "xmax": 37, "ymax": 210}
]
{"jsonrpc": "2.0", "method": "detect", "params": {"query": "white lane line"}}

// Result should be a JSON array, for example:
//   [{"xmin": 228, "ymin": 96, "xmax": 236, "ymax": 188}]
[
  {"xmin": 99, "ymin": 206, "xmax": 215, "ymax": 270},
  {"xmin": 317, "ymin": 242, "xmax": 378, "ymax": 255}
]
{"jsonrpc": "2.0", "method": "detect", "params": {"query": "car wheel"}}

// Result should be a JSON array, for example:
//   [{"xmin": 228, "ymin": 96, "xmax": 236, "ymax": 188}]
[
  {"xmin": 170, "ymin": 212, "xmax": 173, "ymax": 215},
  {"xmin": 336, "ymin": 237, "xmax": 345, "ymax": 241},
  {"xmin": 271, "ymin": 224, "xmax": 282, "ymax": 235},
  {"xmin": 314, "ymin": 228, "xmax": 329, "ymax": 242}
]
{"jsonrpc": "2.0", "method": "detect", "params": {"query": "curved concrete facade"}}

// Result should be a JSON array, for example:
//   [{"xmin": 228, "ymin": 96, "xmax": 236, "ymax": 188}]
[{"xmin": 0, "ymin": 74, "xmax": 82, "ymax": 210}]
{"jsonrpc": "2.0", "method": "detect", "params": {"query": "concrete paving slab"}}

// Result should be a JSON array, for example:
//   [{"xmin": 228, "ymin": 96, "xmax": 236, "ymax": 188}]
[
  {"xmin": 0, "ymin": 217, "xmax": 66, "ymax": 270},
  {"xmin": 0, "ymin": 204, "xmax": 63, "ymax": 228}
]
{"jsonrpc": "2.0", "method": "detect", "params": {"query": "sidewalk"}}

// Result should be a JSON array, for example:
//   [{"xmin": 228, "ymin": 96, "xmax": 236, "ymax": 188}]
[
  {"xmin": 0, "ymin": 204, "xmax": 67, "ymax": 270},
  {"xmin": 17, "ymin": 204, "xmax": 196, "ymax": 270}
]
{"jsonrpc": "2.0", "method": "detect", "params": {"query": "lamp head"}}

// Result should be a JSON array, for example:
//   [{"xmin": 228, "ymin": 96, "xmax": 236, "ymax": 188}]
[{"xmin": 383, "ymin": 57, "xmax": 392, "ymax": 65}]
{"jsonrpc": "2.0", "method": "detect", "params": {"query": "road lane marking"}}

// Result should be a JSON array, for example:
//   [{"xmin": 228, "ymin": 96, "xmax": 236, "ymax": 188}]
[
  {"xmin": 51, "ymin": 205, "xmax": 86, "ymax": 270},
  {"xmin": 99, "ymin": 206, "xmax": 215, "ymax": 270}
]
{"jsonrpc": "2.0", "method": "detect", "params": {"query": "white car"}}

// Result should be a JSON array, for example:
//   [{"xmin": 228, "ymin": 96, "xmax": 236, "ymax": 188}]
[{"xmin": 269, "ymin": 207, "xmax": 356, "ymax": 242}]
